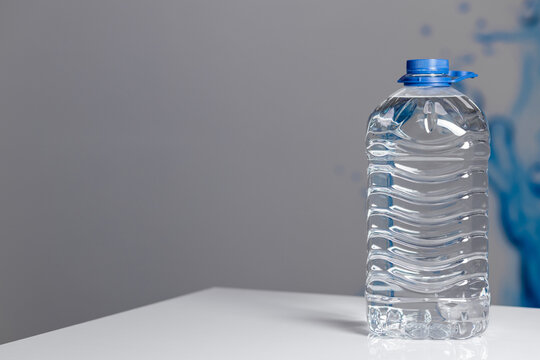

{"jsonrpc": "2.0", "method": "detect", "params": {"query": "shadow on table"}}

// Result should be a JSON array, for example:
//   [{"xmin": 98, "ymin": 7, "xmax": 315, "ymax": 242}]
[
  {"xmin": 301, "ymin": 315, "xmax": 370, "ymax": 336},
  {"xmin": 287, "ymin": 298, "xmax": 370, "ymax": 336}
]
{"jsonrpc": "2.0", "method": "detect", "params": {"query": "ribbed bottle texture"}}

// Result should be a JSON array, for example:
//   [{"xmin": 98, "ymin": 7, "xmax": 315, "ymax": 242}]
[{"xmin": 365, "ymin": 86, "xmax": 490, "ymax": 339}]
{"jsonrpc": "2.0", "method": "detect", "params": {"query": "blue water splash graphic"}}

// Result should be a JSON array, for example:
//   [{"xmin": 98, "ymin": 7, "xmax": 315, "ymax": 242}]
[
  {"xmin": 476, "ymin": 18, "xmax": 488, "ymax": 30},
  {"xmin": 411, "ymin": 0, "xmax": 540, "ymax": 307},
  {"xmin": 333, "ymin": 0, "xmax": 540, "ymax": 307},
  {"xmin": 458, "ymin": 2, "xmax": 471, "ymax": 14},
  {"xmin": 473, "ymin": 0, "xmax": 540, "ymax": 307},
  {"xmin": 420, "ymin": 24, "xmax": 432, "ymax": 37}
]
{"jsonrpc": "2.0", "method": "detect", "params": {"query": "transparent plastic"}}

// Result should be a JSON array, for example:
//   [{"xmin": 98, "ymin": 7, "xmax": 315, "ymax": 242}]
[{"xmin": 365, "ymin": 86, "xmax": 490, "ymax": 339}]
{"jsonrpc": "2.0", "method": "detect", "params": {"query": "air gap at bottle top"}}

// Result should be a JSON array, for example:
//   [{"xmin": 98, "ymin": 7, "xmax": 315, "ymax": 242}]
[{"xmin": 365, "ymin": 59, "xmax": 490, "ymax": 339}]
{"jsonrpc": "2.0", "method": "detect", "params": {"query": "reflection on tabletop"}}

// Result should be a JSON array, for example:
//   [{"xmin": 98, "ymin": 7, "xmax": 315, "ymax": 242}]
[{"xmin": 367, "ymin": 335, "xmax": 488, "ymax": 360}]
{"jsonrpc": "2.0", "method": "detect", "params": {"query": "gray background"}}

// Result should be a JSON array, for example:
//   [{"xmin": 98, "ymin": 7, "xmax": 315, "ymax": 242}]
[{"xmin": 0, "ymin": 0, "xmax": 520, "ymax": 344}]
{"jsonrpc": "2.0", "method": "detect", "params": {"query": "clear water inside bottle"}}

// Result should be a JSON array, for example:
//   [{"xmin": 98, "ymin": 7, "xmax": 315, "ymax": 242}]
[{"xmin": 365, "ymin": 86, "xmax": 490, "ymax": 339}]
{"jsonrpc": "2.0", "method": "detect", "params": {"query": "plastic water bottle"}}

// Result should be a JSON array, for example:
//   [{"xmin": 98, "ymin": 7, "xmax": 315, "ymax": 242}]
[{"xmin": 365, "ymin": 59, "xmax": 490, "ymax": 339}]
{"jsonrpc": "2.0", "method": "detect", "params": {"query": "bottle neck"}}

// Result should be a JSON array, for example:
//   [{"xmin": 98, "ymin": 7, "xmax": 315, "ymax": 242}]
[
  {"xmin": 397, "ymin": 70, "xmax": 478, "ymax": 86},
  {"xmin": 390, "ymin": 86, "xmax": 465, "ymax": 98},
  {"xmin": 399, "ymin": 73, "xmax": 452, "ymax": 87}
]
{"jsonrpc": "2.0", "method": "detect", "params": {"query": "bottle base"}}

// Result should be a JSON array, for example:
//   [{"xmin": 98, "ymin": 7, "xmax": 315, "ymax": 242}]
[{"xmin": 367, "ymin": 296, "xmax": 489, "ymax": 340}]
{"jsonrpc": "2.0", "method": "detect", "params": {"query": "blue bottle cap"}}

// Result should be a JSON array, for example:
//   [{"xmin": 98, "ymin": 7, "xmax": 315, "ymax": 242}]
[
  {"xmin": 406, "ymin": 59, "xmax": 449, "ymax": 74},
  {"xmin": 398, "ymin": 59, "xmax": 477, "ymax": 86}
]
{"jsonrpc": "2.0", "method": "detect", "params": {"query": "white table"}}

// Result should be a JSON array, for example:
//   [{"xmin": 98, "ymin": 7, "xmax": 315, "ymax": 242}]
[{"xmin": 0, "ymin": 288, "xmax": 537, "ymax": 359}]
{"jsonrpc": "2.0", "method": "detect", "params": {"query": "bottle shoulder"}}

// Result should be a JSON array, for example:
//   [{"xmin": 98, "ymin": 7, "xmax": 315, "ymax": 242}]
[
  {"xmin": 368, "ymin": 87, "xmax": 487, "ymax": 135},
  {"xmin": 366, "ymin": 87, "xmax": 489, "ymax": 153}
]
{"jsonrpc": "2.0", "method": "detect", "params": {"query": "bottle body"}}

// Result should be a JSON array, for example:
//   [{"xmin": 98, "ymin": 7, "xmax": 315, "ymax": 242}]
[{"xmin": 365, "ymin": 86, "xmax": 490, "ymax": 339}]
